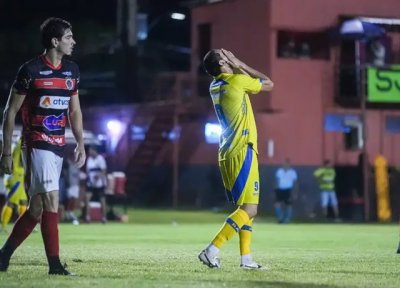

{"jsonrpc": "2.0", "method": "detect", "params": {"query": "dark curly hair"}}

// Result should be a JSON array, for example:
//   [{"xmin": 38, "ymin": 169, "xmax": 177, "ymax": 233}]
[{"xmin": 40, "ymin": 17, "xmax": 72, "ymax": 49}]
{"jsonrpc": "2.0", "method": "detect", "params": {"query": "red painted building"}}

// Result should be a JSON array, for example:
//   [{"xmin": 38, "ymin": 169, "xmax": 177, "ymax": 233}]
[
  {"xmin": 191, "ymin": 0, "xmax": 400, "ymax": 166},
  {"xmin": 84, "ymin": 0, "xmax": 400, "ymax": 218}
]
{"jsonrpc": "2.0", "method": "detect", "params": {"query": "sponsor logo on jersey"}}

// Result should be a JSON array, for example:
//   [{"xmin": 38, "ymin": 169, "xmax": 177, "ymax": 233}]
[
  {"xmin": 34, "ymin": 78, "xmax": 76, "ymax": 90},
  {"xmin": 62, "ymin": 71, "xmax": 72, "ymax": 76},
  {"xmin": 65, "ymin": 78, "xmax": 74, "ymax": 90},
  {"xmin": 39, "ymin": 70, "xmax": 53, "ymax": 75},
  {"xmin": 42, "ymin": 113, "xmax": 65, "ymax": 131},
  {"xmin": 41, "ymin": 96, "xmax": 51, "ymax": 107},
  {"xmin": 39, "ymin": 133, "xmax": 65, "ymax": 145},
  {"xmin": 39, "ymin": 96, "xmax": 70, "ymax": 109},
  {"xmin": 31, "ymin": 132, "xmax": 65, "ymax": 146}
]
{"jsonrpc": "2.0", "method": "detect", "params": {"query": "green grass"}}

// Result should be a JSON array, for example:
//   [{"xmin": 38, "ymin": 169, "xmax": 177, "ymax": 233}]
[{"xmin": 0, "ymin": 209, "xmax": 399, "ymax": 287}]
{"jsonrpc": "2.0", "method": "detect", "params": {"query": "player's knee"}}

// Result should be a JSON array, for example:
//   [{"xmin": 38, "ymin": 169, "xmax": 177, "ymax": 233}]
[
  {"xmin": 42, "ymin": 191, "xmax": 59, "ymax": 212},
  {"xmin": 28, "ymin": 206, "xmax": 43, "ymax": 220},
  {"xmin": 241, "ymin": 205, "xmax": 258, "ymax": 218},
  {"xmin": 249, "ymin": 209, "xmax": 258, "ymax": 218}
]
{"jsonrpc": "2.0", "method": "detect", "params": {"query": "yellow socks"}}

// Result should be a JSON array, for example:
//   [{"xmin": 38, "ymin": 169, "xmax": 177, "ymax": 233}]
[
  {"xmin": 239, "ymin": 218, "xmax": 253, "ymax": 255},
  {"xmin": 18, "ymin": 205, "xmax": 27, "ymax": 216},
  {"xmin": 1, "ymin": 205, "xmax": 13, "ymax": 229},
  {"xmin": 211, "ymin": 208, "xmax": 250, "ymax": 249}
]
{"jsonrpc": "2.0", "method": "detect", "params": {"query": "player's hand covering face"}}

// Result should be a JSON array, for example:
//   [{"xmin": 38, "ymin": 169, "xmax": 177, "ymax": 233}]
[{"xmin": 221, "ymin": 49, "xmax": 241, "ymax": 69}]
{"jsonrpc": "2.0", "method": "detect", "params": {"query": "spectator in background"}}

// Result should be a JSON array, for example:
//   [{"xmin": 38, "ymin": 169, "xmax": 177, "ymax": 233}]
[
  {"xmin": 314, "ymin": 160, "xmax": 340, "ymax": 221},
  {"xmin": 281, "ymin": 39, "xmax": 297, "ymax": 58},
  {"xmin": 85, "ymin": 146, "xmax": 107, "ymax": 223},
  {"xmin": 274, "ymin": 158, "xmax": 298, "ymax": 223},
  {"xmin": 298, "ymin": 42, "xmax": 311, "ymax": 59},
  {"xmin": 369, "ymin": 39, "xmax": 385, "ymax": 66}
]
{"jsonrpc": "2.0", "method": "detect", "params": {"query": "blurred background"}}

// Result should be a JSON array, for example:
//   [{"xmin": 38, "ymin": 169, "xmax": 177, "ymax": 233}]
[{"xmin": 1, "ymin": 0, "xmax": 400, "ymax": 223}]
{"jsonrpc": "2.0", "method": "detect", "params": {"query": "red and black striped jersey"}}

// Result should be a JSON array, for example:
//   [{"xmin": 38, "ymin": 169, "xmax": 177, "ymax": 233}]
[{"xmin": 13, "ymin": 54, "xmax": 80, "ymax": 157}]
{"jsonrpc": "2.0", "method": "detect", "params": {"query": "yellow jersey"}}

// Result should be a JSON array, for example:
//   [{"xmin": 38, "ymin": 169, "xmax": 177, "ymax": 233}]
[
  {"xmin": 5, "ymin": 139, "xmax": 25, "ymax": 197},
  {"xmin": 209, "ymin": 73, "xmax": 262, "ymax": 160}
]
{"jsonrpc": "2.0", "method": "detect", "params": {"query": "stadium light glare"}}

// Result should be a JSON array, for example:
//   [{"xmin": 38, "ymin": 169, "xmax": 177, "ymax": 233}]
[
  {"xmin": 106, "ymin": 119, "xmax": 127, "ymax": 152},
  {"xmin": 205, "ymin": 123, "xmax": 221, "ymax": 144},
  {"xmin": 170, "ymin": 13, "xmax": 186, "ymax": 21},
  {"xmin": 107, "ymin": 120, "xmax": 123, "ymax": 136}
]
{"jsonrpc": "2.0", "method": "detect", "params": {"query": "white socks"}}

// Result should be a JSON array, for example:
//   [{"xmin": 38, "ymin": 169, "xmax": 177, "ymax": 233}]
[
  {"xmin": 241, "ymin": 254, "xmax": 253, "ymax": 265},
  {"xmin": 206, "ymin": 244, "xmax": 220, "ymax": 257}
]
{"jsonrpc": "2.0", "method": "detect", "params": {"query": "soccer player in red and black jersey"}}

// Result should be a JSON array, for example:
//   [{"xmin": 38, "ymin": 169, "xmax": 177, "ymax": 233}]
[{"xmin": 0, "ymin": 17, "xmax": 86, "ymax": 275}]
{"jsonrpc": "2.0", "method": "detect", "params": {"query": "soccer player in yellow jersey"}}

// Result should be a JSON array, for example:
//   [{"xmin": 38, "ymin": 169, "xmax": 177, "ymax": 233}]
[
  {"xmin": 198, "ymin": 49, "xmax": 273, "ymax": 269},
  {"xmin": 0, "ymin": 139, "xmax": 28, "ymax": 232}
]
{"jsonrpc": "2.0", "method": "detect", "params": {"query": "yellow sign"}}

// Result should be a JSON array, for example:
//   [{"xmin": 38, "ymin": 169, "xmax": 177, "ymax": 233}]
[{"xmin": 374, "ymin": 155, "xmax": 391, "ymax": 222}]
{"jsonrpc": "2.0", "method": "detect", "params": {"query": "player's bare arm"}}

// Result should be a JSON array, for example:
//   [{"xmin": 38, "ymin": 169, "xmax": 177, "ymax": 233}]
[
  {"xmin": 0, "ymin": 89, "xmax": 26, "ymax": 174},
  {"xmin": 68, "ymin": 95, "xmax": 86, "ymax": 168},
  {"xmin": 221, "ymin": 49, "xmax": 274, "ymax": 91}
]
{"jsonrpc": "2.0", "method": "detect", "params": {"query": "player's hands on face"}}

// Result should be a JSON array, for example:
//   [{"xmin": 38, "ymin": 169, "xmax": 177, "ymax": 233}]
[
  {"xmin": 74, "ymin": 144, "xmax": 86, "ymax": 168},
  {"xmin": 221, "ymin": 49, "xmax": 241, "ymax": 67},
  {"xmin": 0, "ymin": 155, "xmax": 12, "ymax": 174},
  {"xmin": 218, "ymin": 49, "xmax": 236, "ymax": 68}
]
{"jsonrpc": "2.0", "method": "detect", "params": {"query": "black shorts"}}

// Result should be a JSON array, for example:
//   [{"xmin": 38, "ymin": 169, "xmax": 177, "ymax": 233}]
[
  {"xmin": 275, "ymin": 188, "xmax": 292, "ymax": 205},
  {"xmin": 87, "ymin": 187, "xmax": 105, "ymax": 202}
]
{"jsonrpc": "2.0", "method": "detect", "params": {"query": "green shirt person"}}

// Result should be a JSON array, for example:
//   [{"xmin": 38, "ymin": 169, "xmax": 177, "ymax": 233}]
[{"xmin": 313, "ymin": 160, "xmax": 340, "ymax": 221}]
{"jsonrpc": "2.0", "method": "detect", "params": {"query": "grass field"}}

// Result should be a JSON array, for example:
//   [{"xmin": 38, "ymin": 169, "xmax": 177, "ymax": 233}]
[{"xmin": 0, "ymin": 209, "xmax": 399, "ymax": 288}]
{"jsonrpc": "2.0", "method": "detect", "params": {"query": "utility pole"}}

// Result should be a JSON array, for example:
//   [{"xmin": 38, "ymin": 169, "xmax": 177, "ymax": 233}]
[{"xmin": 116, "ymin": 0, "xmax": 138, "ymax": 101}]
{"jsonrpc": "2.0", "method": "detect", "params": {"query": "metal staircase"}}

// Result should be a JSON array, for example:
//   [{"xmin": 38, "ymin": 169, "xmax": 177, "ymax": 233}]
[{"xmin": 125, "ymin": 105, "xmax": 175, "ymax": 197}]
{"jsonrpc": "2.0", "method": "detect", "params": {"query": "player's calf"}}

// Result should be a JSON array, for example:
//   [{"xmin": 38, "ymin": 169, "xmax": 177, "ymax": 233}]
[{"xmin": 0, "ymin": 249, "xmax": 10, "ymax": 272}]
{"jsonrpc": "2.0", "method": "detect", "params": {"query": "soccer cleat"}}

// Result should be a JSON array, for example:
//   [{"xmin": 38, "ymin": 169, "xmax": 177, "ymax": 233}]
[
  {"xmin": 397, "ymin": 242, "xmax": 400, "ymax": 254},
  {"xmin": 240, "ymin": 261, "xmax": 263, "ymax": 270},
  {"xmin": 49, "ymin": 262, "xmax": 76, "ymax": 276},
  {"xmin": 0, "ymin": 249, "xmax": 10, "ymax": 272},
  {"xmin": 198, "ymin": 249, "xmax": 221, "ymax": 268}
]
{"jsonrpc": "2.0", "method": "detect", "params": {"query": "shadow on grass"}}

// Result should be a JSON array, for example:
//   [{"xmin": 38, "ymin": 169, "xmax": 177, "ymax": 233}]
[
  {"xmin": 327, "ymin": 269, "xmax": 395, "ymax": 276},
  {"xmin": 200, "ymin": 280, "xmax": 339, "ymax": 288}
]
